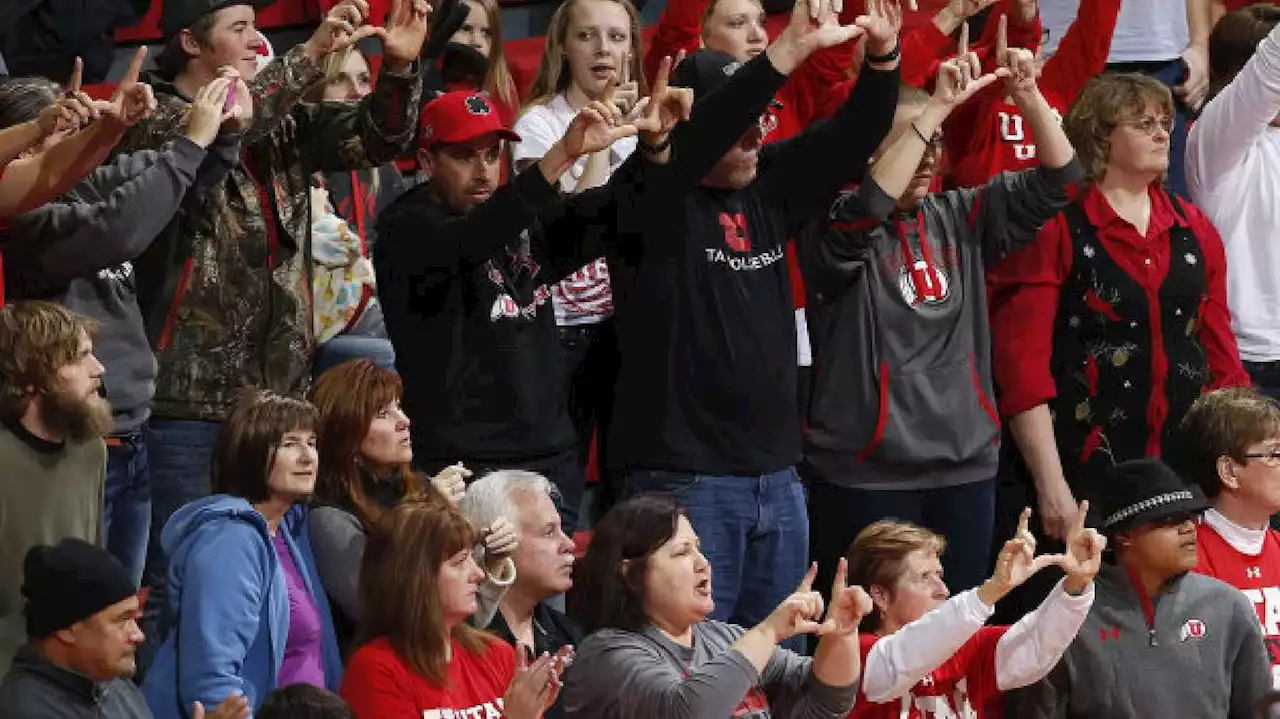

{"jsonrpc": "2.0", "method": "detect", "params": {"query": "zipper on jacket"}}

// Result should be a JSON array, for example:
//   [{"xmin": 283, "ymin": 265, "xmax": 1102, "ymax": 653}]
[{"xmin": 1126, "ymin": 566, "xmax": 1159, "ymax": 647}]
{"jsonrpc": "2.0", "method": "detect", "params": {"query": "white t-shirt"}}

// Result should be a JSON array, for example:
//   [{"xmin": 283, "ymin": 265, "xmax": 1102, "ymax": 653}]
[
  {"xmin": 1040, "ymin": 0, "xmax": 1188, "ymax": 63},
  {"xmin": 513, "ymin": 94, "xmax": 637, "ymax": 327},
  {"xmin": 1187, "ymin": 23, "xmax": 1280, "ymax": 362}
]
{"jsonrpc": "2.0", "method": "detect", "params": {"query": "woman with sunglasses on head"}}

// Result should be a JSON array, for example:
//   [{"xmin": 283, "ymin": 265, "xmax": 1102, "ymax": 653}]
[
  {"xmin": 1175, "ymin": 388, "xmax": 1280, "ymax": 685},
  {"xmin": 987, "ymin": 73, "xmax": 1250, "ymax": 619},
  {"xmin": 1019, "ymin": 459, "xmax": 1270, "ymax": 718}
]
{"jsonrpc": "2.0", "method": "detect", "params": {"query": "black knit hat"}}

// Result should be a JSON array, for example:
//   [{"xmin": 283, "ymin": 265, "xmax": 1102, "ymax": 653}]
[
  {"xmin": 161, "ymin": 0, "xmax": 275, "ymax": 39},
  {"xmin": 670, "ymin": 50, "xmax": 746, "ymax": 99},
  {"xmin": 1095, "ymin": 459, "xmax": 1212, "ymax": 534},
  {"xmin": 22, "ymin": 539, "xmax": 139, "ymax": 638}
]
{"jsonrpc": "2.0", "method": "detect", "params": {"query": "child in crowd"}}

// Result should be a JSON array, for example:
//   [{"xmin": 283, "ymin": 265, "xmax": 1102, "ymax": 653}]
[{"xmin": 259, "ymin": 685, "xmax": 354, "ymax": 719}]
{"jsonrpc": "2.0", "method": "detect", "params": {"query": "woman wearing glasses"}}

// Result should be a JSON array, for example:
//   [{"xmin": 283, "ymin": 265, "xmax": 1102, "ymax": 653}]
[
  {"xmin": 1175, "ymin": 387, "xmax": 1280, "ymax": 686},
  {"xmin": 987, "ymin": 72, "xmax": 1249, "ymax": 552}
]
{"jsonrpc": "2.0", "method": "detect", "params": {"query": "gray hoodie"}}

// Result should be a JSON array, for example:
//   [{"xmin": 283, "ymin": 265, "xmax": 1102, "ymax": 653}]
[
  {"xmin": 563, "ymin": 620, "xmax": 858, "ymax": 719},
  {"xmin": 1018, "ymin": 563, "xmax": 1270, "ymax": 718},
  {"xmin": 1, "ymin": 134, "xmax": 240, "ymax": 434},
  {"xmin": 799, "ymin": 161, "xmax": 1082, "ymax": 490}
]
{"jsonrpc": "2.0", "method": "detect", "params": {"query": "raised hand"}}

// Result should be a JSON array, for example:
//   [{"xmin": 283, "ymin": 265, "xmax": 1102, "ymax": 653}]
[
  {"xmin": 819, "ymin": 558, "xmax": 874, "ymax": 638},
  {"xmin": 99, "ymin": 47, "xmax": 157, "ymax": 128},
  {"xmin": 632, "ymin": 52, "xmax": 694, "ymax": 139},
  {"xmin": 1177, "ymin": 43, "xmax": 1210, "ymax": 112},
  {"xmin": 944, "ymin": 0, "xmax": 997, "ymax": 20},
  {"xmin": 184, "ymin": 77, "xmax": 235, "ymax": 148},
  {"xmin": 931, "ymin": 23, "xmax": 1007, "ymax": 107},
  {"xmin": 381, "ymin": 0, "xmax": 434, "ymax": 68},
  {"xmin": 430, "ymin": 462, "xmax": 471, "ymax": 505},
  {"xmin": 994, "ymin": 15, "xmax": 1037, "ymax": 97},
  {"xmin": 192, "ymin": 694, "xmax": 250, "ymax": 719},
  {"xmin": 37, "ymin": 58, "xmax": 97, "ymax": 137},
  {"xmin": 778, "ymin": 0, "xmax": 869, "ymax": 61},
  {"xmin": 1060, "ymin": 500, "xmax": 1106, "ymax": 587},
  {"xmin": 760, "ymin": 563, "xmax": 830, "ymax": 642},
  {"xmin": 856, "ymin": 0, "xmax": 904, "ymax": 56},
  {"xmin": 503, "ymin": 651, "xmax": 559, "ymax": 719},
  {"xmin": 306, "ymin": 0, "xmax": 380, "ymax": 59},
  {"xmin": 986, "ymin": 508, "xmax": 1068, "ymax": 600},
  {"xmin": 563, "ymin": 100, "xmax": 638, "ymax": 157},
  {"xmin": 482, "ymin": 516, "xmax": 520, "ymax": 570}
]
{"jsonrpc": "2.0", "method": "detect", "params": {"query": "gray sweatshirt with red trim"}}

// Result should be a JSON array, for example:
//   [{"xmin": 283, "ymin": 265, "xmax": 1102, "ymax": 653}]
[
  {"xmin": 1018, "ymin": 563, "xmax": 1269, "ymax": 719},
  {"xmin": 798, "ymin": 160, "xmax": 1081, "ymax": 490}
]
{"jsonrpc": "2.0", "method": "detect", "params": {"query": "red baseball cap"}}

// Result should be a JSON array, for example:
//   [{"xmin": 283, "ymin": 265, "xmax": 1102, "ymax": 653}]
[{"xmin": 418, "ymin": 91, "xmax": 521, "ymax": 150}]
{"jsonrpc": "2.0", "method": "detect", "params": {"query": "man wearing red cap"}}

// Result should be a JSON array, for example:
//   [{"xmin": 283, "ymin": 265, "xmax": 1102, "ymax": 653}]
[{"xmin": 374, "ymin": 88, "xmax": 641, "ymax": 532}]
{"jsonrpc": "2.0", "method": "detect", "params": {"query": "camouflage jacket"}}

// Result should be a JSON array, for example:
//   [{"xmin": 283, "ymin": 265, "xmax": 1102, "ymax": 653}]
[{"xmin": 116, "ymin": 45, "xmax": 421, "ymax": 420}]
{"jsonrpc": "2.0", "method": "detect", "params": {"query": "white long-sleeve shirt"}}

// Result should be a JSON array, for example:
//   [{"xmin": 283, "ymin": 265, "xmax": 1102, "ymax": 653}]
[
  {"xmin": 1187, "ymin": 23, "xmax": 1280, "ymax": 363},
  {"xmin": 851, "ymin": 578, "xmax": 1094, "ymax": 718}
]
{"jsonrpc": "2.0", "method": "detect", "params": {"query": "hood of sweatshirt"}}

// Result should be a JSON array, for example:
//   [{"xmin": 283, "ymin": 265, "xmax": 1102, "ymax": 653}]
[{"xmin": 160, "ymin": 494, "xmax": 275, "ymax": 610}]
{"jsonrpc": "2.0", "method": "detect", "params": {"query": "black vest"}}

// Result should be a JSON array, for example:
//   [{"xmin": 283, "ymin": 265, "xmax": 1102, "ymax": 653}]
[{"xmin": 1049, "ymin": 194, "xmax": 1211, "ymax": 494}]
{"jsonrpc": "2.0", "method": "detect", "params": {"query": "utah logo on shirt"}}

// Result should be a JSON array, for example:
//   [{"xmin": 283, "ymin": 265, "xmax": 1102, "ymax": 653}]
[
  {"xmin": 424, "ymin": 700, "xmax": 504, "ymax": 719},
  {"xmin": 1179, "ymin": 618, "xmax": 1207, "ymax": 642}
]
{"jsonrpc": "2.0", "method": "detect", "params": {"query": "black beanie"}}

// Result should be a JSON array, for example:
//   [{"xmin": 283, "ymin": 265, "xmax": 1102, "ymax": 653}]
[{"xmin": 22, "ymin": 539, "xmax": 138, "ymax": 639}]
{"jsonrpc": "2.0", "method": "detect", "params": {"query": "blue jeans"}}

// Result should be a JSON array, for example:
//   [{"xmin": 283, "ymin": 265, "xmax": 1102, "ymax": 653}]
[
  {"xmin": 104, "ymin": 430, "xmax": 151, "ymax": 586},
  {"xmin": 806, "ymin": 476, "xmax": 997, "ymax": 600},
  {"xmin": 625, "ymin": 468, "xmax": 809, "ymax": 653},
  {"xmin": 137, "ymin": 418, "xmax": 222, "ymax": 679},
  {"xmin": 1107, "ymin": 59, "xmax": 1190, "ymax": 199}
]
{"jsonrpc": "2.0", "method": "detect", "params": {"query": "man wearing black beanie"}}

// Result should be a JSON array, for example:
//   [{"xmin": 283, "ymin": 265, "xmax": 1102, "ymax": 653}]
[{"xmin": 0, "ymin": 539, "xmax": 249, "ymax": 719}]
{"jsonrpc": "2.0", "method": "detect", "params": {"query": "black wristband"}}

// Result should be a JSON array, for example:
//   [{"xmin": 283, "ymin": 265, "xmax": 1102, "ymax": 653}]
[
  {"xmin": 867, "ymin": 41, "xmax": 901, "ymax": 64},
  {"xmin": 638, "ymin": 135, "xmax": 673, "ymax": 154}
]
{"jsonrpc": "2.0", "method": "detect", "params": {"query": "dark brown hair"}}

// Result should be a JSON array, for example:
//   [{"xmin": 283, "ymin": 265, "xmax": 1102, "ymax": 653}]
[
  {"xmin": 1209, "ymin": 4, "xmax": 1280, "ymax": 100},
  {"xmin": 0, "ymin": 302, "xmax": 99, "ymax": 422},
  {"xmin": 568, "ymin": 493, "xmax": 687, "ymax": 634},
  {"xmin": 1064, "ymin": 73, "xmax": 1174, "ymax": 184},
  {"xmin": 258, "ymin": 685, "xmax": 354, "ymax": 719},
  {"xmin": 358, "ymin": 496, "xmax": 491, "ymax": 685},
  {"xmin": 156, "ymin": 11, "xmax": 220, "ymax": 80},
  {"xmin": 845, "ymin": 520, "xmax": 947, "ymax": 632},
  {"xmin": 212, "ymin": 390, "xmax": 319, "ymax": 503},
  {"xmin": 311, "ymin": 359, "xmax": 422, "ymax": 527},
  {"xmin": 1175, "ymin": 387, "xmax": 1280, "ymax": 498}
]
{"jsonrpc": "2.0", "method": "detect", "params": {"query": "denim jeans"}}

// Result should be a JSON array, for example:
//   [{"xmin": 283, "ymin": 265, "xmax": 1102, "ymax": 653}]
[
  {"xmin": 559, "ymin": 322, "xmax": 620, "ymax": 516},
  {"xmin": 136, "ymin": 418, "xmax": 222, "ymax": 679},
  {"xmin": 103, "ymin": 430, "xmax": 151, "ymax": 586},
  {"xmin": 625, "ymin": 467, "xmax": 809, "ymax": 653},
  {"xmin": 1107, "ymin": 59, "xmax": 1190, "ymax": 199},
  {"xmin": 806, "ymin": 475, "xmax": 997, "ymax": 601}
]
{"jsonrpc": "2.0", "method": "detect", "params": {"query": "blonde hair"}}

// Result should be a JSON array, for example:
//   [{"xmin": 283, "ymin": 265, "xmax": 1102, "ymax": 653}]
[
  {"xmin": 524, "ymin": 0, "xmax": 648, "ymax": 108},
  {"xmin": 1063, "ymin": 73, "xmax": 1174, "ymax": 185},
  {"xmin": 845, "ymin": 520, "xmax": 947, "ymax": 632}
]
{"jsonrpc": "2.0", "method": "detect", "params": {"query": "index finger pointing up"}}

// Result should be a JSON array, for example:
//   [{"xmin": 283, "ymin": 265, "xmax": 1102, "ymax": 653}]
[
  {"xmin": 832, "ymin": 557, "xmax": 848, "ymax": 594},
  {"xmin": 996, "ymin": 13, "xmax": 1007, "ymax": 60},
  {"xmin": 67, "ymin": 57, "xmax": 84, "ymax": 94},
  {"xmin": 1074, "ymin": 500, "xmax": 1090, "ymax": 534},
  {"xmin": 122, "ymin": 47, "xmax": 148, "ymax": 87},
  {"xmin": 958, "ymin": 20, "xmax": 969, "ymax": 58},
  {"xmin": 797, "ymin": 561, "xmax": 818, "ymax": 593},
  {"xmin": 1016, "ymin": 506, "xmax": 1032, "ymax": 538}
]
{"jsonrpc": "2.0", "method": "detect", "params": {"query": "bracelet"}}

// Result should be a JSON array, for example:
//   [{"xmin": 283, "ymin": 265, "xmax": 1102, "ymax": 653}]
[
  {"xmin": 638, "ymin": 135, "xmax": 673, "ymax": 154},
  {"xmin": 867, "ymin": 41, "xmax": 901, "ymax": 64}
]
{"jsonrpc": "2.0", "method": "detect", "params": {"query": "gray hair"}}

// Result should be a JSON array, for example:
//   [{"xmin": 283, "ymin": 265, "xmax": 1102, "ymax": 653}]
[{"xmin": 459, "ymin": 470, "xmax": 560, "ymax": 531}]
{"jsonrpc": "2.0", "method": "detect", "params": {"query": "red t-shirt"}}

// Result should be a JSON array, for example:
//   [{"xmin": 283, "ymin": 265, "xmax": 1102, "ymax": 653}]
[
  {"xmin": 850, "ymin": 628, "xmax": 1008, "ymax": 719},
  {"xmin": 340, "ymin": 636, "xmax": 515, "ymax": 719},
  {"xmin": 1196, "ymin": 522, "xmax": 1280, "ymax": 681}
]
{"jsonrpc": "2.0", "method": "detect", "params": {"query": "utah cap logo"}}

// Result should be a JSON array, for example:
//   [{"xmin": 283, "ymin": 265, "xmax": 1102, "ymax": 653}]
[
  {"xmin": 722, "ymin": 60, "xmax": 743, "ymax": 76},
  {"xmin": 1180, "ymin": 618, "xmax": 1207, "ymax": 642},
  {"xmin": 465, "ymin": 94, "xmax": 492, "ymax": 115}
]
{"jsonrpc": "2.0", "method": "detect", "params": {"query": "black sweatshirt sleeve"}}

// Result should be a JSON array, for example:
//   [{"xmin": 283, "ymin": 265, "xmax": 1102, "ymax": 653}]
[
  {"xmin": 759, "ymin": 64, "xmax": 901, "ymax": 230},
  {"xmin": 378, "ymin": 165, "xmax": 563, "ymax": 276},
  {"xmin": 534, "ymin": 154, "xmax": 648, "ymax": 283},
  {"xmin": 657, "ymin": 53, "xmax": 790, "ymax": 193}
]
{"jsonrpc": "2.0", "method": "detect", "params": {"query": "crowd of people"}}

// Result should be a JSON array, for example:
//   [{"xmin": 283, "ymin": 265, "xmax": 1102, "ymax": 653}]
[{"xmin": 4, "ymin": 0, "xmax": 1280, "ymax": 715}]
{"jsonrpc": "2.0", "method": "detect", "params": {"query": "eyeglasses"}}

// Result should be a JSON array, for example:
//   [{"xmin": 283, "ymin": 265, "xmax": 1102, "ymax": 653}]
[
  {"xmin": 1243, "ymin": 449, "xmax": 1280, "ymax": 466},
  {"xmin": 1124, "ymin": 116, "xmax": 1174, "ymax": 136}
]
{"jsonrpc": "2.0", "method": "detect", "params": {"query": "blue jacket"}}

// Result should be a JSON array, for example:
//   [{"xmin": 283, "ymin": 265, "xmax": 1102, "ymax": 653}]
[{"xmin": 141, "ymin": 495, "xmax": 343, "ymax": 718}]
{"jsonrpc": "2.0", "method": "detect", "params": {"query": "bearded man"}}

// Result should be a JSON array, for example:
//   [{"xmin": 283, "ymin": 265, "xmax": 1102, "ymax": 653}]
[{"xmin": 0, "ymin": 300, "xmax": 112, "ymax": 672}]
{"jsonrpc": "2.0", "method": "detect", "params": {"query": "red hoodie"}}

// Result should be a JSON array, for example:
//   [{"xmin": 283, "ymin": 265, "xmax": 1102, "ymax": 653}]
[{"xmin": 946, "ymin": 0, "xmax": 1122, "ymax": 188}]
